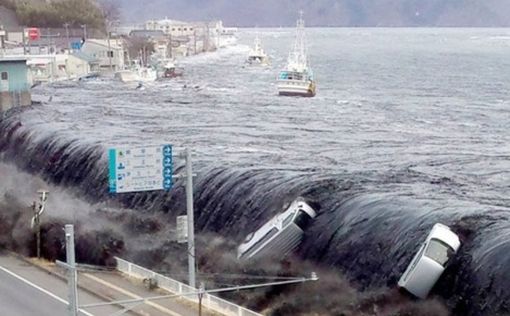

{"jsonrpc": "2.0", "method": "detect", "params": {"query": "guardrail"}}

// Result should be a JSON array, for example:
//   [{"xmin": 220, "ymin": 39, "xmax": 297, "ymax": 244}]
[{"xmin": 114, "ymin": 257, "xmax": 263, "ymax": 316}]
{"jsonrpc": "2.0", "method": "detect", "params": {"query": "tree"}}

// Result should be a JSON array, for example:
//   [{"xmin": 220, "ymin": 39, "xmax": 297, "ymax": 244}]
[
  {"xmin": 125, "ymin": 36, "xmax": 155, "ymax": 66},
  {"xmin": 98, "ymin": 0, "xmax": 121, "ymax": 24}
]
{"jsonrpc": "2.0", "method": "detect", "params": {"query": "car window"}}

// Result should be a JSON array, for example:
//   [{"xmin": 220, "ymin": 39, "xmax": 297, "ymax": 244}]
[
  {"xmin": 282, "ymin": 211, "xmax": 295, "ymax": 227},
  {"xmin": 425, "ymin": 239, "xmax": 454, "ymax": 266}
]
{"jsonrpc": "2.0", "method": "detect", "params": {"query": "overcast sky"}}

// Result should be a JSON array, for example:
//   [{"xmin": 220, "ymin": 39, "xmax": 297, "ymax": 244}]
[{"xmin": 116, "ymin": 0, "xmax": 510, "ymax": 27}]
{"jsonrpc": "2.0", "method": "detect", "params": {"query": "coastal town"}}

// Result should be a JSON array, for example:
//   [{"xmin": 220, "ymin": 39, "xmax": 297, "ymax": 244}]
[{"xmin": 0, "ymin": 11, "xmax": 237, "ymax": 112}]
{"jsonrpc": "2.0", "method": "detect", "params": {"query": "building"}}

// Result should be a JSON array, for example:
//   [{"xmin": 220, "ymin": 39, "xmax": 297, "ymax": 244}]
[
  {"xmin": 0, "ymin": 57, "xmax": 31, "ymax": 112},
  {"xmin": 26, "ymin": 52, "xmax": 98, "ymax": 82},
  {"xmin": 81, "ymin": 39, "xmax": 125, "ymax": 72},
  {"xmin": 67, "ymin": 51, "xmax": 99, "ymax": 78},
  {"xmin": 145, "ymin": 19, "xmax": 196, "ymax": 37}
]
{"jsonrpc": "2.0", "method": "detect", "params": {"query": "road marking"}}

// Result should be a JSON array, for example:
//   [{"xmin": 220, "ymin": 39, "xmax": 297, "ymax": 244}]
[
  {"xmin": 83, "ymin": 273, "xmax": 182, "ymax": 316},
  {"xmin": 0, "ymin": 264, "xmax": 94, "ymax": 316}
]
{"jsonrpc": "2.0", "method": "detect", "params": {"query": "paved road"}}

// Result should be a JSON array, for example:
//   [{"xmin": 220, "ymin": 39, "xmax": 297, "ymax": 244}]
[{"xmin": 0, "ymin": 253, "xmax": 215, "ymax": 316}]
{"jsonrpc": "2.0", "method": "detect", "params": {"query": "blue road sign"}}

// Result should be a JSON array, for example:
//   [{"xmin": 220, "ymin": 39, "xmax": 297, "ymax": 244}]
[{"xmin": 108, "ymin": 144, "xmax": 173, "ymax": 193}]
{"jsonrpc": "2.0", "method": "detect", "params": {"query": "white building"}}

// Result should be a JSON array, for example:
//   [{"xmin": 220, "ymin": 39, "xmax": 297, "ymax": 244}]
[
  {"xmin": 145, "ymin": 19, "xmax": 195, "ymax": 37},
  {"xmin": 26, "ymin": 52, "xmax": 98, "ymax": 83},
  {"xmin": 66, "ymin": 52, "xmax": 99, "ymax": 78},
  {"xmin": 81, "ymin": 39, "xmax": 125, "ymax": 72}
]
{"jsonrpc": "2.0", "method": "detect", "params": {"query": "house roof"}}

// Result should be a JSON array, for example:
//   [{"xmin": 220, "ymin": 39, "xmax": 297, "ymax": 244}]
[
  {"xmin": 72, "ymin": 51, "xmax": 99, "ymax": 63},
  {"xmin": 82, "ymin": 39, "xmax": 124, "ymax": 50},
  {"xmin": 0, "ymin": 56, "xmax": 27, "ymax": 63},
  {"xmin": 129, "ymin": 29, "xmax": 166, "ymax": 38}
]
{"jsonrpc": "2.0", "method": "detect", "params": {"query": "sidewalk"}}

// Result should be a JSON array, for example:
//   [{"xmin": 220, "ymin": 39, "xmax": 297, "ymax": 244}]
[{"xmin": 12, "ymin": 253, "xmax": 218, "ymax": 316}]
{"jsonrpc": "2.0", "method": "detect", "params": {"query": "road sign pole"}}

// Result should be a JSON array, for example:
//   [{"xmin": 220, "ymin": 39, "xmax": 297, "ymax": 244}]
[
  {"xmin": 185, "ymin": 147, "xmax": 196, "ymax": 288},
  {"xmin": 65, "ymin": 224, "xmax": 79, "ymax": 316}
]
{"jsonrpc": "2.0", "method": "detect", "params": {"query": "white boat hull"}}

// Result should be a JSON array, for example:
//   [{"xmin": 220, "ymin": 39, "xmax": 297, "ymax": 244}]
[
  {"xmin": 115, "ymin": 69, "xmax": 157, "ymax": 83},
  {"xmin": 277, "ymin": 80, "xmax": 316, "ymax": 97},
  {"xmin": 115, "ymin": 71, "xmax": 139, "ymax": 83}
]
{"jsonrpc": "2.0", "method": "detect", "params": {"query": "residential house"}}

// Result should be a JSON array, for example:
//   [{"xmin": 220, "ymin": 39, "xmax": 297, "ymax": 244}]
[
  {"xmin": 66, "ymin": 51, "xmax": 99, "ymax": 78},
  {"xmin": 81, "ymin": 39, "xmax": 125, "ymax": 72}
]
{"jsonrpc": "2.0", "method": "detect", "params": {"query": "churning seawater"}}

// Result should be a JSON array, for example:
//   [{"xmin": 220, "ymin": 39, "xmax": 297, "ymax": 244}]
[{"xmin": 1, "ymin": 28, "xmax": 510, "ymax": 315}]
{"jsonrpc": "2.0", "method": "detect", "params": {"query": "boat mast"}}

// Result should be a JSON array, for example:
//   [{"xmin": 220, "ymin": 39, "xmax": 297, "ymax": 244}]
[{"xmin": 289, "ymin": 11, "xmax": 307, "ymax": 68}]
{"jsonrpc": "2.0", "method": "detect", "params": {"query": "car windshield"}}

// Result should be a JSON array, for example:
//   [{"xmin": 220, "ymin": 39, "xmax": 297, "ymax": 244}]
[
  {"xmin": 282, "ymin": 211, "xmax": 296, "ymax": 227},
  {"xmin": 425, "ymin": 239, "xmax": 454, "ymax": 266}
]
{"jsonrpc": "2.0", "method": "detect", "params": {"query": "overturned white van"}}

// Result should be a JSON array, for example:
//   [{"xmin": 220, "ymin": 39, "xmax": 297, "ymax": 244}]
[{"xmin": 237, "ymin": 198, "xmax": 317, "ymax": 261}]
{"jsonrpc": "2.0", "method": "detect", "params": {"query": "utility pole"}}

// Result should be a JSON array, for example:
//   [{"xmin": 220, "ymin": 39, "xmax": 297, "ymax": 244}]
[
  {"xmin": 198, "ymin": 282, "xmax": 204, "ymax": 316},
  {"xmin": 31, "ymin": 190, "xmax": 49, "ymax": 259},
  {"xmin": 193, "ymin": 29, "xmax": 197, "ymax": 55},
  {"xmin": 185, "ymin": 147, "xmax": 196, "ymax": 289},
  {"xmin": 0, "ymin": 25, "xmax": 5, "ymax": 56},
  {"xmin": 107, "ymin": 29, "xmax": 113, "ymax": 71},
  {"xmin": 80, "ymin": 24, "xmax": 87, "ymax": 41},
  {"xmin": 63, "ymin": 23, "xmax": 70, "ymax": 50},
  {"xmin": 64, "ymin": 225, "xmax": 79, "ymax": 316}
]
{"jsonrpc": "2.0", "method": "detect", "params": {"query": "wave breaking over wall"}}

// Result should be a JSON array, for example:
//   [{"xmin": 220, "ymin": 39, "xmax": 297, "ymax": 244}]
[{"xmin": 1, "ymin": 112, "xmax": 510, "ymax": 315}]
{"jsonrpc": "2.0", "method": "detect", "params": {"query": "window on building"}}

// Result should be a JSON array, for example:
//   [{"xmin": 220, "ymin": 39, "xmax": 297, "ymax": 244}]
[
  {"xmin": 108, "ymin": 51, "xmax": 114, "ymax": 58},
  {"xmin": 184, "ymin": 28, "xmax": 187, "ymax": 31},
  {"xmin": 1, "ymin": 72, "xmax": 7, "ymax": 80},
  {"xmin": 172, "ymin": 28, "xmax": 176, "ymax": 31}
]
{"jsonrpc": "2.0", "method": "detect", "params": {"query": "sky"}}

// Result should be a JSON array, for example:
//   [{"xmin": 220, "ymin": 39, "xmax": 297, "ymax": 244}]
[{"xmin": 115, "ymin": 0, "xmax": 510, "ymax": 27}]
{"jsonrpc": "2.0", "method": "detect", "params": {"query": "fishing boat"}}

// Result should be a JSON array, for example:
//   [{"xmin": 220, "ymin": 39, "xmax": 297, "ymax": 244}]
[
  {"xmin": 247, "ymin": 34, "xmax": 270, "ymax": 65},
  {"xmin": 161, "ymin": 60, "xmax": 184, "ymax": 79},
  {"xmin": 276, "ymin": 12, "xmax": 316, "ymax": 97},
  {"xmin": 114, "ymin": 66, "xmax": 157, "ymax": 83}
]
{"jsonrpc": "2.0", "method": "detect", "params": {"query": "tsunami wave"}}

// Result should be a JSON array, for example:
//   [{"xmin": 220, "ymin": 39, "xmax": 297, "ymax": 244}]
[{"xmin": 1, "ymin": 111, "xmax": 509, "ymax": 316}]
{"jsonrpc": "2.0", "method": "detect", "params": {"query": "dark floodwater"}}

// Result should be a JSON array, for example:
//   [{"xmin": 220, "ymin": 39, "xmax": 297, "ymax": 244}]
[{"xmin": 1, "ymin": 28, "xmax": 510, "ymax": 315}]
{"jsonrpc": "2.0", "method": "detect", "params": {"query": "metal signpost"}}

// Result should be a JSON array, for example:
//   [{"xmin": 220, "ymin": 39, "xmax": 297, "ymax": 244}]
[
  {"xmin": 185, "ymin": 148, "xmax": 196, "ymax": 288},
  {"xmin": 56, "ymin": 225, "xmax": 79, "ymax": 316},
  {"xmin": 108, "ymin": 145, "xmax": 196, "ymax": 288}
]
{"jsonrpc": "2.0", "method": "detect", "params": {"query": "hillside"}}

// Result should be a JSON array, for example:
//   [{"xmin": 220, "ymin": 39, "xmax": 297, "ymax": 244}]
[
  {"xmin": 0, "ymin": 5, "xmax": 19, "ymax": 28},
  {"xmin": 0, "ymin": 0, "xmax": 106, "ymax": 29},
  {"xmin": 115, "ymin": 0, "xmax": 510, "ymax": 27}
]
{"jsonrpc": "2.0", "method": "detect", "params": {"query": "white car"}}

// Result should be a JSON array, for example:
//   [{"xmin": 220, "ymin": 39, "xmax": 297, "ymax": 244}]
[
  {"xmin": 398, "ymin": 223, "xmax": 461, "ymax": 299},
  {"xmin": 237, "ymin": 198, "xmax": 317, "ymax": 260}
]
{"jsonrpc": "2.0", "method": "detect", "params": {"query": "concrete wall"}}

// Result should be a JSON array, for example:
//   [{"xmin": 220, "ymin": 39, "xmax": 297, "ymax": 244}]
[
  {"xmin": 0, "ymin": 60, "xmax": 31, "ymax": 112},
  {"xmin": 0, "ymin": 91, "xmax": 31, "ymax": 112}
]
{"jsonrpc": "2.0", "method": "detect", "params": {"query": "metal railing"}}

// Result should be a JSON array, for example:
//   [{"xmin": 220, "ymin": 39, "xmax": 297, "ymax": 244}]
[{"xmin": 114, "ymin": 257, "xmax": 263, "ymax": 316}]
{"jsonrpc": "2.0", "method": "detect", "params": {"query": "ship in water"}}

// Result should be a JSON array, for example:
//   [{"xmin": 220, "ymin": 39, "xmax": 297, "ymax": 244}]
[
  {"xmin": 276, "ymin": 12, "xmax": 316, "ymax": 97},
  {"xmin": 247, "ymin": 34, "xmax": 270, "ymax": 65}
]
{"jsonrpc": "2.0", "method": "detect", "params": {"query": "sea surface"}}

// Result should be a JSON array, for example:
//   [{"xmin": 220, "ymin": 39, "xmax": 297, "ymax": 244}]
[{"xmin": 1, "ymin": 28, "xmax": 510, "ymax": 315}]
